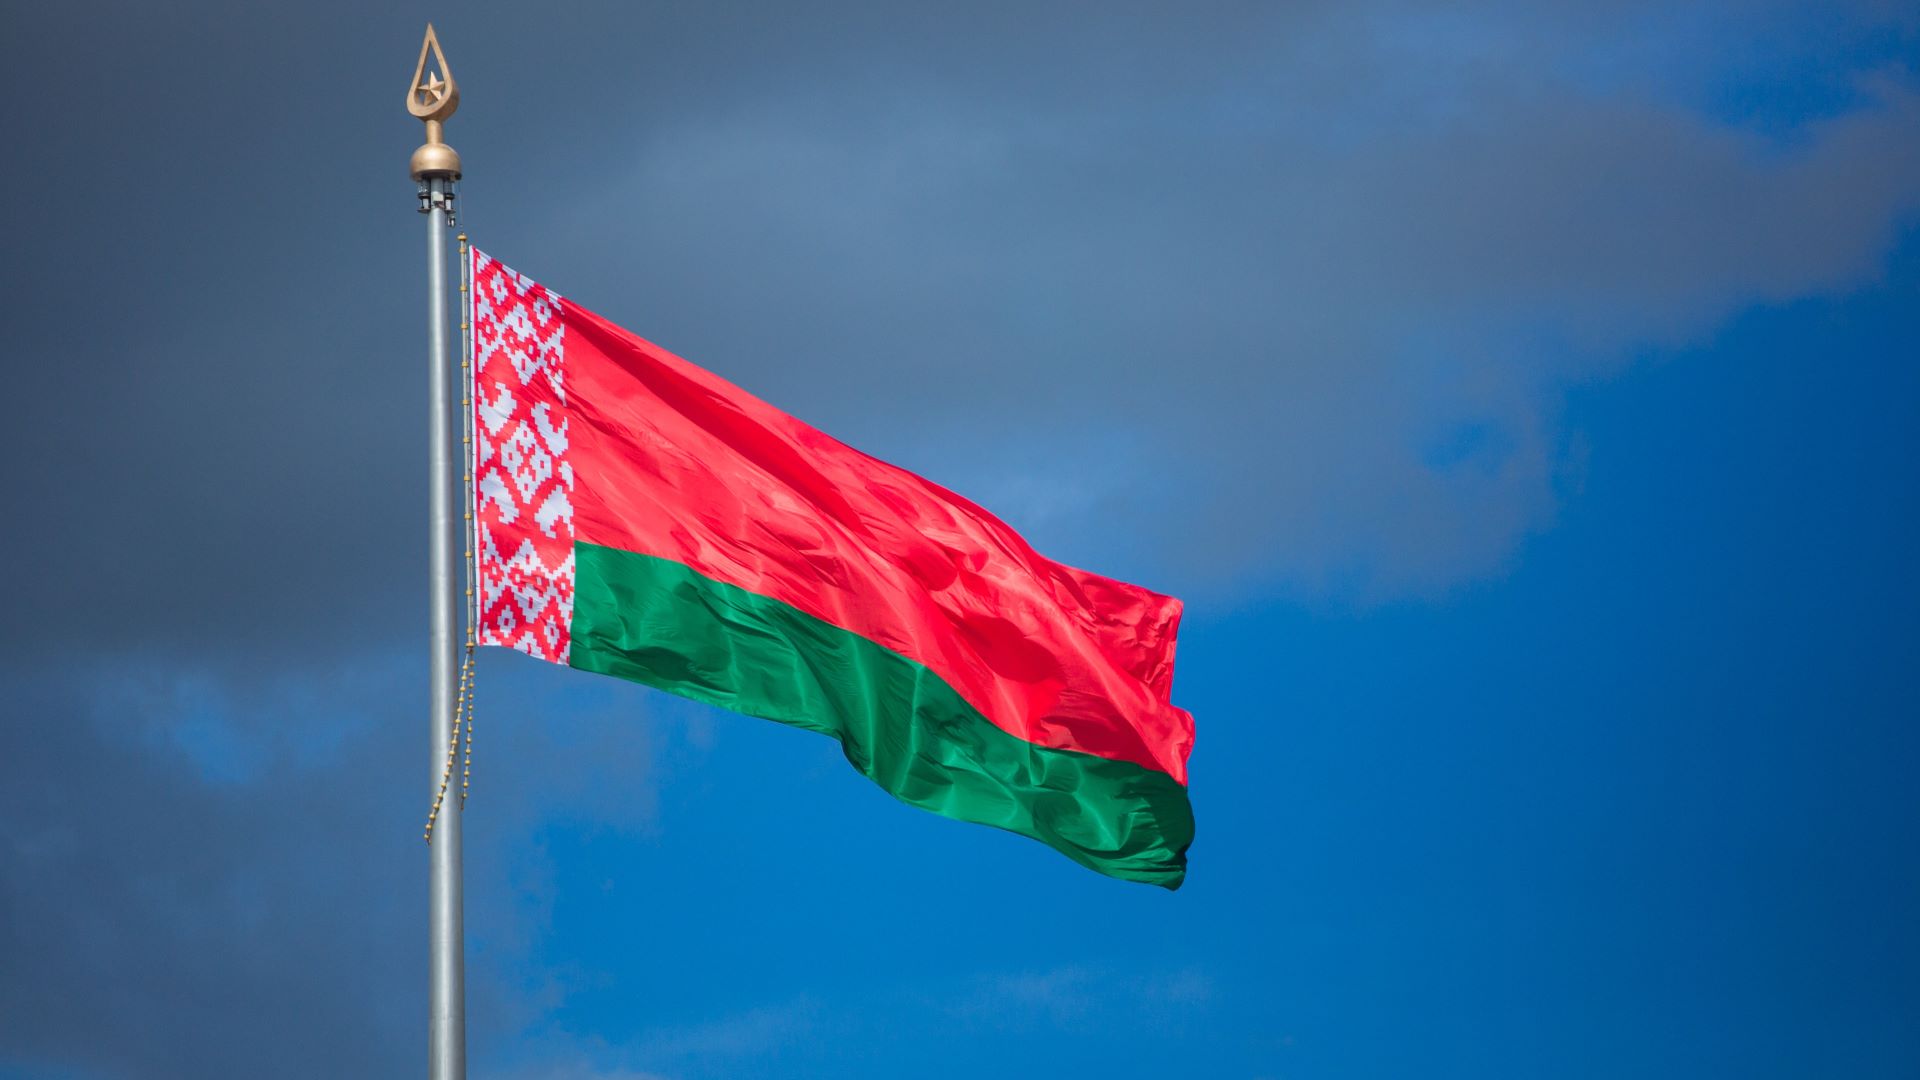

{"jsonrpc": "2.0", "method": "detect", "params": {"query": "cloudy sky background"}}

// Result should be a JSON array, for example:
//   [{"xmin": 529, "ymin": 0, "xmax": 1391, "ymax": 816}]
[{"xmin": 2, "ymin": 2, "xmax": 1917, "ymax": 1077}]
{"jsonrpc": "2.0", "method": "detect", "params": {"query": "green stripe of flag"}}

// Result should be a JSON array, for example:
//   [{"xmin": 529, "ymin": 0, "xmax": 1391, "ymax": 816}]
[{"xmin": 568, "ymin": 541, "xmax": 1193, "ymax": 888}]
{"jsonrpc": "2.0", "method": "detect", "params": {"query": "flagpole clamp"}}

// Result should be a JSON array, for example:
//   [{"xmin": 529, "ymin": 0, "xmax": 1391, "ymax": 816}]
[{"xmin": 417, "ymin": 182, "xmax": 458, "ymax": 225}]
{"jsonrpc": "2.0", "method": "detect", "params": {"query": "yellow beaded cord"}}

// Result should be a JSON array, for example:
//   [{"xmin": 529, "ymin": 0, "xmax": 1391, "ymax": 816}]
[{"xmin": 428, "ymin": 233, "xmax": 481, "ymax": 842}]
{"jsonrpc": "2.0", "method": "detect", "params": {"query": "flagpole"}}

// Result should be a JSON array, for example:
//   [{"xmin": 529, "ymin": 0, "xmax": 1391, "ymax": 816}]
[{"xmin": 408, "ymin": 24, "xmax": 466, "ymax": 1080}]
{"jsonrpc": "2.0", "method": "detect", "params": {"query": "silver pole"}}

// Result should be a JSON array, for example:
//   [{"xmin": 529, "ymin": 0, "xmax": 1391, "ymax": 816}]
[
  {"xmin": 424, "ymin": 174, "xmax": 467, "ymax": 1080},
  {"xmin": 407, "ymin": 26, "xmax": 467, "ymax": 1078}
]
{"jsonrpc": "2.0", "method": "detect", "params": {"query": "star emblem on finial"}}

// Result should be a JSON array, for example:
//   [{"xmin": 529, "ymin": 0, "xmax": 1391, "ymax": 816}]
[
  {"xmin": 417, "ymin": 71, "xmax": 449, "ymax": 108},
  {"xmin": 406, "ymin": 24, "xmax": 460, "ymax": 123}
]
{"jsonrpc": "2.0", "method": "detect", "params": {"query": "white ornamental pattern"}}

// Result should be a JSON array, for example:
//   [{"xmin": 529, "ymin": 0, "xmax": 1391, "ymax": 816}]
[{"xmin": 471, "ymin": 248, "xmax": 574, "ymax": 663}]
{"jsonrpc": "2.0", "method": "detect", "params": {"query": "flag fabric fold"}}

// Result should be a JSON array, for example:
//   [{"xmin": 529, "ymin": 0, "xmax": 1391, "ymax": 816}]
[{"xmin": 470, "ymin": 248, "xmax": 1195, "ymax": 888}]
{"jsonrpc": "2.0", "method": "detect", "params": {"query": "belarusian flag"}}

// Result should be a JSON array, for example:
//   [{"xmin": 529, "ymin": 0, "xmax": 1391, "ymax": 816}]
[{"xmin": 469, "ymin": 249, "xmax": 1195, "ymax": 888}]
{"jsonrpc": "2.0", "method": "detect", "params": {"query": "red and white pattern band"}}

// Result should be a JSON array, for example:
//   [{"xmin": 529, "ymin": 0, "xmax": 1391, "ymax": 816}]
[{"xmin": 471, "ymin": 248, "xmax": 574, "ymax": 663}]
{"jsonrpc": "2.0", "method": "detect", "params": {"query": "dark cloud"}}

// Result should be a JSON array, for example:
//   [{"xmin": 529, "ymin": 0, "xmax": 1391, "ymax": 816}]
[
  {"xmin": 3, "ymin": 0, "xmax": 1920, "ymax": 664},
  {"xmin": 5, "ymin": 4, "xmax": 1918, "ymax": 676},
  {"xmin": 3, "ymin": 4, "xmax": 1920, "ymax": 661},
  {"xmin": 0, "ymin": 655, "xmax": 658, "ymax": 1079},
  {"xmin": 542, "ymin": 24, "xmax": 1920, "ymax": 597},
  {"xmin": 2, "ymin": 2, "xmax": 1918, "ymax": 1076},
  {"xmin": 0, "ymin": 667, "xmax": 419, "ymax": 1077}
]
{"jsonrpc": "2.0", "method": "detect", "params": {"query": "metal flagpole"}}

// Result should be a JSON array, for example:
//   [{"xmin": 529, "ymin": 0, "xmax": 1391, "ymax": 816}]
[{"xmin": 407, "ymin": 24, "xmax": 466, "ymax": 1080}]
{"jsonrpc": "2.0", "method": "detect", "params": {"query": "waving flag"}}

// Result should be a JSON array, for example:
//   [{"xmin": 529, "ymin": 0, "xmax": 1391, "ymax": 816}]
[{"xmin": 469, "ymin": 249, "xmax": 1195, "ymax": 887}]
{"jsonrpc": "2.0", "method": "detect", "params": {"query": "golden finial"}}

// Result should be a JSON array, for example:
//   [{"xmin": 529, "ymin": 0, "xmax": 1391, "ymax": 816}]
[{"xmin": 407, "ymin": 24, "xmax": 462, "ymax": 180}]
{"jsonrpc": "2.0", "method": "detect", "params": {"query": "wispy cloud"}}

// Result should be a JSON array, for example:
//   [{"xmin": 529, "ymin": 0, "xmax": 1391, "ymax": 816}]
[
  {"xmin": 632, "ymin": 998, "xmax": 821, "ymax": 1062},
  {"xmin": 484, "ymin": 1064, "xmax": 673, "ymax": 1080},
  {"xmin": 492, "ymin": 996, "xmax": 819, "ymax": 1080},
  {"xmin": 948, "ymin": 964, "xmax": 1216, "ymax": 1032}
]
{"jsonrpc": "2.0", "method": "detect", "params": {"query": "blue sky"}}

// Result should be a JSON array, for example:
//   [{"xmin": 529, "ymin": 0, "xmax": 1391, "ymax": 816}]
[{"xmin": 1, "ymin": 4, "xmax": 1917, "ymax": 1078}]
